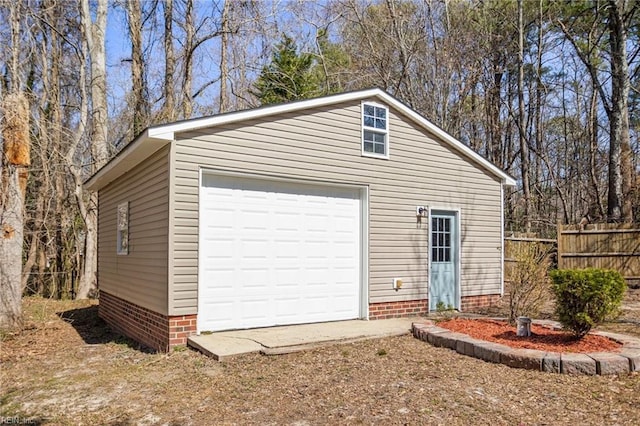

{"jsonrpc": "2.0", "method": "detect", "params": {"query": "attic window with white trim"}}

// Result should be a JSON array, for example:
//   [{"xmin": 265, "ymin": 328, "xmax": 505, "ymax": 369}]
[
  {"xmin": 117, "ymin": 202, "xmax": 129, "ymax": 255},
  {"xmin": 362, "ymin": 102, "xmax": 389, "ymax": 158}
]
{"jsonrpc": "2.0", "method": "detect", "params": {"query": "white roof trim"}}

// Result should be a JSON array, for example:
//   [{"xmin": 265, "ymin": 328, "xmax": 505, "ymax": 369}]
[
  {"xmin": 147, "ymin": 89, "xmax": 382, "ymax": 140},
  {"xmin": 85, "ymin": 88, "xmax": 515, "ymax": 190}
]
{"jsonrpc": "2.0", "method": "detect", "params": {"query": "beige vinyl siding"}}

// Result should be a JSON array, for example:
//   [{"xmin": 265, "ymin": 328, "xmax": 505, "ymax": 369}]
[
  {"xmin": 98, "ymin": 146, "xmax": 170, "ymax": 314},
  {"xmin": 170, "ymin": 100, "xmax": 503, "ymax": 314}
]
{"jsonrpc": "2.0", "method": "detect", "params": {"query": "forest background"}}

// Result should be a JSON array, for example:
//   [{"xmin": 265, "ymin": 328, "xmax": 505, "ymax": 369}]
[{"xmin": 0, "ymin": 0, "xmax": 638, "ymax": 328}]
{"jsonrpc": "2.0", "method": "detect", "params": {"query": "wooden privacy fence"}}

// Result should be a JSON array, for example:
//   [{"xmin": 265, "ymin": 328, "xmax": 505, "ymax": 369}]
[
  {"xmin": 557, "ymin": 223, "xmax": 640, "ymax": 287},
  {"xmin": 504, "ymin": 236, "xmax": 557, "ymax": 266},
  {"xmin": 503, "ymin": 235, "xmax": 557, "ymax": 289}
]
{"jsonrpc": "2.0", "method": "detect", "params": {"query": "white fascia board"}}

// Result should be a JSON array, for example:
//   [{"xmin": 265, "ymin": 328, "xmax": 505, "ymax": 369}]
[
  {"xmin": 84, "ymin": 131, "xmax": 171, "ymax": 191},
  {"xmin": 146, "ymin": 88, "xmax": 382, "ymax": 139}
]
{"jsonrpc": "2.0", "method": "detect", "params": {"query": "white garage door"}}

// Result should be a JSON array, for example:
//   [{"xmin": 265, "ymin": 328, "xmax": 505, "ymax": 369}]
[{"xmin": 197, "ymin": 174, "xmax": 362, "ymax": 332}]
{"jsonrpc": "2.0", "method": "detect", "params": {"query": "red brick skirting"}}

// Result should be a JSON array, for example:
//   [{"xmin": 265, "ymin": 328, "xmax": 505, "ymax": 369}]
[
  {"xmin": 370, "ymin": 294, "xmax": 500, "ymax": 319},
  {"xmin": 460, "ymin": 294, "xmax": 501, "ymax": 311},
  {"xmin": 369, "ymin": 299, "xmax": 429, "ymax": 319},
  {"xmin": 99, "ymin": 292, "xmax": 501, "ymax": 349},
  {"xmin": 99, "ymin": 291, "xmax": 196, "ymax": 352}
]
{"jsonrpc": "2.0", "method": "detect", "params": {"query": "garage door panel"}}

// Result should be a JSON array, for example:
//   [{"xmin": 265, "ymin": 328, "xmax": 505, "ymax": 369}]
[
  {"xmin": 275, "ymin": 213, "xmax": 301, "ymax": 231},
  {"xmin": 335, "ymin": 215, "xmax": 357, "ymax": 229},
  {"xmin": 274, "ymin": 241, "xmax": 300, "ymax": 258},
  {"xmin": 241, "ymin": 240, "xmax": 269, "ymax": 258},
  {"xmin": 198, "ymin": 176, "xmax": 362, "ymax": 332},
  {"xmin": 275, "ymin": 297, "xmax": 301, "ymax": 316},
  {"xmin": 274, "ymin": 268, "xmax": 300, "ymax": 285}
]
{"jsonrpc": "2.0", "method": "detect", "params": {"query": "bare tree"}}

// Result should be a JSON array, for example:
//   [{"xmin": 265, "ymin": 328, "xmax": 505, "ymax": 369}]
[
  {"xmin": 558, "ymin": 0, "xmax": 637, "ymax": 222},
  {"xmin": 0, "ymin": 1, "xmax": 29, "ymax": 329},
  {"xmin": 180, "ymin": 0, "xmax": 195, "ymax": 118},
  {"xmin": 77, "ymin": 0, "xmax": 108, "ymax": 299},
  {"xmin": 176, "ymin": 0, "xmax": 227, "ymax": 118},
  {"xmin": 517, "ymin": 0, "xmax": 532, "ymax": 232},
  {"xmin": 219, "ymin": 0, "xmax": 231, "ymax": 113},
  {"xmin": 607, "ymin": 0, "xmax": 635, "ymax": 222},
  {"xmin": 162, "ymin": 0, "xmax": 176, "ymax": 121},
  {"xmin": 127, "ymin": 0, "xmax": 149, "ymax": 136}
]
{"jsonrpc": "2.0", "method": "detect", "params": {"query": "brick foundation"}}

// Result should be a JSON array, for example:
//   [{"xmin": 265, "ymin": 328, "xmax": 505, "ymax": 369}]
[
  {"xmin": 99, "ymin": 291, "xmax": 196, "ymax": 352},
  {"xmin": 369, "ymin": 294, "xmax": 501, "ymax": 319},
  {"xmin": 460, "ymin": 294, "xmax": 501, "ymax": 311},
  {"xmin": 99, "ymin": 292, "xmax": 500, "ymax": 350},
  {"xmin": 369, "ymin": 299, "xmax": 429, "ymax": 319}
]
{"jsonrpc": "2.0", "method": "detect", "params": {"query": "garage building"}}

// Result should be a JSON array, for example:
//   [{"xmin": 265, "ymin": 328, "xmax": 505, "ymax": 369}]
[{"xmin": 85, "ymin": 89, "xmax": 516, "ymax": 351}]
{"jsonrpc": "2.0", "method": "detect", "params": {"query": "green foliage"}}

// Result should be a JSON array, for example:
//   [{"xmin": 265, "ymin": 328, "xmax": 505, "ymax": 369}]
[
  {"xmin": 505, "ymin": 241, "xmax": 553, "ymax": 324},
  {"xmin": 550, "ymin": 268, "xmax": 626, "ymax": 338},
  {"xmin": 435, "ymin": 301, "xmax": 454, "ymax": 312},
  {"xmin": 252, "ymin": 34, "xmax": 320, "ymax": 105}
]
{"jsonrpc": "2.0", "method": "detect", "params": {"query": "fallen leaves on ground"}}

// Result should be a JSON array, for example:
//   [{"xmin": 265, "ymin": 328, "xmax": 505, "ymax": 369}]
[{"xmin": 0, "ymin": 295, "xmax": 639, "ymax": 425}]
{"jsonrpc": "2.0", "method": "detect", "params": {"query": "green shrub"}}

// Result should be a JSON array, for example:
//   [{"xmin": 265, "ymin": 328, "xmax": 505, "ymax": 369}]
[{"xmin": 549, "ymin": 268, "xmax": 626, "ymax": 338}]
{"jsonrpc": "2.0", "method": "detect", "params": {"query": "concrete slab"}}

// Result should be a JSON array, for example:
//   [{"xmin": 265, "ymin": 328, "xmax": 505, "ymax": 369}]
[
  {"xmin": 188, "ymin": 317, "xmax": 416, "ymax": 361},
  {"xmin": 188, "ymin": 334, "xmax": 263, "ymax": 360}
]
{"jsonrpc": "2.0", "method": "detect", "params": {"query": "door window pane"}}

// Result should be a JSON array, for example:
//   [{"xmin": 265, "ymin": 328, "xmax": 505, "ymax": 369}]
[{"xmin": 431, "ymin": 216, "xmax": 452, "ymax": 263}]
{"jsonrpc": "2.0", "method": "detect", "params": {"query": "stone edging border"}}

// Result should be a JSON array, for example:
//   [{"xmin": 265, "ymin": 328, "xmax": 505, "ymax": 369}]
[{"xmin": 412, "ymin": 319, "xmax": 640, "ymax": 375}]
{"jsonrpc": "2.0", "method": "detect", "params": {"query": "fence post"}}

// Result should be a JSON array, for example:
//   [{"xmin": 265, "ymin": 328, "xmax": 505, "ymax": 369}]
[{"xmin": 557, "ymin": 222, "xmax": 563, "ymax": 270}]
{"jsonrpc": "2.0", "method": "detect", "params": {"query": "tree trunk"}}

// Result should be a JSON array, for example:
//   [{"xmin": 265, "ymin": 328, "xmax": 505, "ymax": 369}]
[
  {"xmin": 588, "ymin": 85, "xmax": 606, "ymax": 219},
  {"xmin": 0, "ymin": 92, "xmax": 29, "ymax": 330},
  {"xmin": 517, "ymin": 0, "xmax": 531, "ymax": 232},
  {"xmin": 78, "ymin": 0, "xmax": 108, "ymax": 299},
  {"xmin": 0, "ymin": 167, "xmax": 26, "ymax": 329},
  {"xmin": 0, "ymin": 0, "xmax": 29, "ymax": 330},
  {"xmin": 127, "ymin": 0, "xmax": 148, "ymax": 136},
  {"xmin": 182, "ymin": 0, "xmax": 194, "ymax": 119},
  {"xmin": 163, "ymin": 0, "xmax": 176, "ymax": 121},
  {"xmin": 533, "ymin": 0, "xmax": 544, "ymax": 217},
  {"xmin": 487, "ymin": 58, "xmax": 504, "ymax": 165},
  {"xmin": 219, "ymin": 0, "xmax": 230, "ymax": 113},
  {"xmin": 78, "ymin": 192, "xmax": 98, "ymax": 299},
  {"xmin": 607, "ymin": 0, "xmax": 633, "ymax": 222}
]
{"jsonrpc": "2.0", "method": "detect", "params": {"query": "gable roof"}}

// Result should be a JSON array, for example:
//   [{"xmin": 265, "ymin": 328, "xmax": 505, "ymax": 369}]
[{"xmin": 85, "ymin": 88, "xmax": 516, "ymax": 190}]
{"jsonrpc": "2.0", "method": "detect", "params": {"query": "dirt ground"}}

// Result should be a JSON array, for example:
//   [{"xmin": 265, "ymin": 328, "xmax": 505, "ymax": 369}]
[{"xmin": 1, "ymin": 291, "xmax": 639, "ymax": 426}]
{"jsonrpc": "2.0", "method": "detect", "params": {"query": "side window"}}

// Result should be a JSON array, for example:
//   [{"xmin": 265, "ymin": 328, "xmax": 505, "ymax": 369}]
[
  {"xmin": 117, "ymin": 202, "xmax": 129, "ymax": 255},
  {"xmin": 362, "ymin": 102, "xmax": 389, "ymax": 158}
]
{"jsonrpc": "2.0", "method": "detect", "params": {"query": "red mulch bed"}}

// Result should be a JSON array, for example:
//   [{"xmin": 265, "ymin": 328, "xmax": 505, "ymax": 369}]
[{"xmin": 437, "ymin": 318, "xmax": 622, "ymax": 353}]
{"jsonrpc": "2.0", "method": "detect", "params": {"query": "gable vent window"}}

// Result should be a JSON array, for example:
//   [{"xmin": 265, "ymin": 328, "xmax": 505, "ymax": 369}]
[
  {"xmin": 117, "ymin": 202, "xmax": 129, "ymax": 255},
  {"xmin": 362, "ymin": 102, "xmax": 389, "ymax": 158}
]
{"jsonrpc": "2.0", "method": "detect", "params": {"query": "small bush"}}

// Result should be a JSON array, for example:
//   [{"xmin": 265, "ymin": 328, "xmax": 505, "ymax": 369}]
[
  {"xmin": 505, "ymin": 241, "xmax": 553, "ymax": 324},
  {"xmin": 550, "ymin": 268, "xmax": 626, "ymax": 338},
  {"xmin": 435, "ymin": 301, "xmax": 454, "ymax": 312}
]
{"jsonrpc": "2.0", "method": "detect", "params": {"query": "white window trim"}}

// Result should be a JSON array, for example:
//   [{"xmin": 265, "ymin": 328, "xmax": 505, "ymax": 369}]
[
  {"xmin": 361, "ymin": 101, "xmax": 389, "ymax": 159},
  {"xmin": 117, "ymin": 201, "xmax": 129, "ymax": 255}
]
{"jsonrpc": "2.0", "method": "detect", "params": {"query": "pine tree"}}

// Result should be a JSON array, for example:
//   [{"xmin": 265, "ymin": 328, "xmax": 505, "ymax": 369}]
[{"xmin": 253, "ymin": 35, "xmax": 319, "ymax": 105}]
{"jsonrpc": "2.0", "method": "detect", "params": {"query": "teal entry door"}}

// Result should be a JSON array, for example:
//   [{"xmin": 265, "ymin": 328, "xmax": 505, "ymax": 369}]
[{"xmin": 429, "ymin": 210, "xmax": 459, "ymax": 311}]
